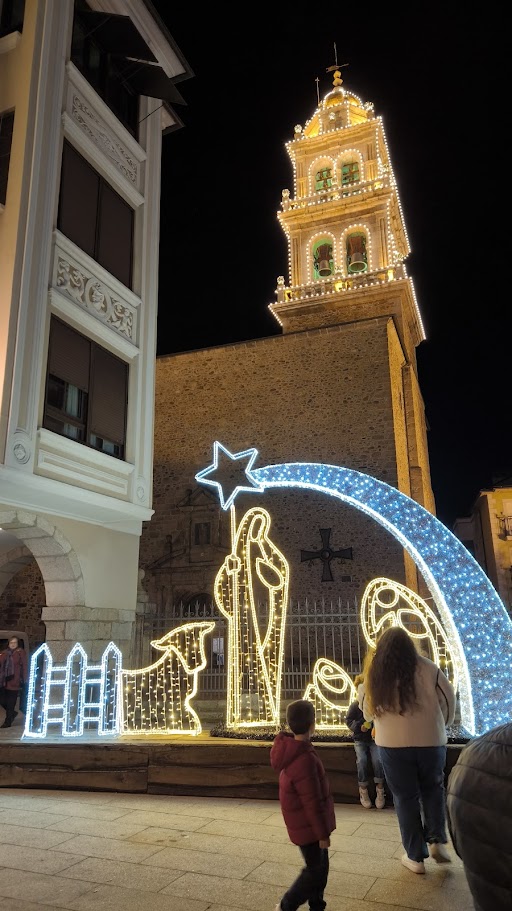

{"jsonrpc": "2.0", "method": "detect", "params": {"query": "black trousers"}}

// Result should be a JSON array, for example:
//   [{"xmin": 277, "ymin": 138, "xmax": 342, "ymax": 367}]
[
  {"xmin": 281, "ymin": 842, "xmax": 329, "ymax": 911},
  {"xmin": 0, "ymin": 688, "xmax": 18, "ymax": 724}
]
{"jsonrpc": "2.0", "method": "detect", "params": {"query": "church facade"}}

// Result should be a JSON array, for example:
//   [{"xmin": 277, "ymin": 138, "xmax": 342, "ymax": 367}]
[{"xmin": 139, "ymin": 71, "xmax": 435, "ymax": 669}]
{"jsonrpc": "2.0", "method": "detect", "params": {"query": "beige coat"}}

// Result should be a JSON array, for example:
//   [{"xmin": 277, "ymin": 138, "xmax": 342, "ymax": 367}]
[{"xmin": 360, "ymin": 656, "xmax": 456, "ymax": 748}]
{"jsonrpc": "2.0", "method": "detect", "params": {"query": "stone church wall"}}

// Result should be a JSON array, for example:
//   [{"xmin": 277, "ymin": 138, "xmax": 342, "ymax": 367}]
[{"xmin": 142, "ymin": 315, "xmax": 413, "ymax": 614}]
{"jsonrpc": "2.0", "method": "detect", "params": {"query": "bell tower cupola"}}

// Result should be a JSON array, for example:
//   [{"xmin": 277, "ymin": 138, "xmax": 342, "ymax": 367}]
[{"xmin": 269, "ymin": 67, "xmax": 425, "ymax": 366}]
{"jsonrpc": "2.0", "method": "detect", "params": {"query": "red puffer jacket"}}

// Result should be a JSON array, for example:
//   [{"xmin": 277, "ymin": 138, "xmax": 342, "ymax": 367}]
[{"xmin": 270, "ymin": 732, "xmax": 336, "ymax": 846}]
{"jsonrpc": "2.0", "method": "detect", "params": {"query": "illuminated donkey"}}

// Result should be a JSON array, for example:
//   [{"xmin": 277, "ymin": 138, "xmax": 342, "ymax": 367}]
[
  {"xmin": 215, "ymin": 507, "xmax": 289, "ymax": 728},
  {"xmin": 122, "ymin": 621, "xmax": 215, "ymax": 735}
]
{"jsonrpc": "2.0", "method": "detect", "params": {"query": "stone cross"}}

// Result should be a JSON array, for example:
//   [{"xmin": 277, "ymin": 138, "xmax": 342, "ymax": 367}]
[{"xmin": 300, "ymin": 528, "xmax": 353, "ymax": 582}]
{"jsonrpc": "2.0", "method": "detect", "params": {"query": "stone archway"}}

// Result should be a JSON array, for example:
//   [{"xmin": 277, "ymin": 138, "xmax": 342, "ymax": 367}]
[
  {"xmin": 0, "ymin": 543, "xmax": 46, "ymax": 647},
  {"xmin": 0, "ymin": 510, "xmax": 85, "ymax": 659}
]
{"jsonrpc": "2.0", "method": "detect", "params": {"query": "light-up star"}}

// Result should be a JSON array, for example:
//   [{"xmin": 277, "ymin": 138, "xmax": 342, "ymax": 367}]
[{"xmin": 195, "ymin": 442, "xmax": 263, "ymax": 510}]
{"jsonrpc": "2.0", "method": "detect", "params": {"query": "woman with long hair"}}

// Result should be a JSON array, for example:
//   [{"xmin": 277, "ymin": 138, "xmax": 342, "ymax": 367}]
[{"xmin": 360, "ymin": 626, "xmax": 456, "ymax": 875}]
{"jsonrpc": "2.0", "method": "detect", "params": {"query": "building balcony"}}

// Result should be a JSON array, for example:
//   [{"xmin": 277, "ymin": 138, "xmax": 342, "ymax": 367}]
[
  {"xmin": 279, "ymin": 173, "xmax": 393, "ymax": 213},
  {"xmin": 498, "ymin": 516, "xmax": 512, "ymax": 539},
  {"xmin": 273, "ymin": 263, "xmax": 407, "ymax": 306}
]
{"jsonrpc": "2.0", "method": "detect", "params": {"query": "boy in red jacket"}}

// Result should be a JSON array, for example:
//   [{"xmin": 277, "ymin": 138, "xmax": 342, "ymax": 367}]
[{"xmin": 270, "ymin": 699, "xmax": 336, "ymax": 911}]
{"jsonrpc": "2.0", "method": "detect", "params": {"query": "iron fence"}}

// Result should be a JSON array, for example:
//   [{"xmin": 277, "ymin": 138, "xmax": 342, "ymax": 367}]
[{"xmin": 133, "ymin": 598, "xmax": 368, "ymax": 701}]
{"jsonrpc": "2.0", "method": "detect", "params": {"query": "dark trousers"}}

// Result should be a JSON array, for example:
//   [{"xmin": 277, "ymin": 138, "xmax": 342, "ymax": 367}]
[
  {"xmin": 281, "ymin": 842, "xmax": 329, "ymax": 911},
  {"xmin": 0, "ymin": 688, "xmax": 18, "ymax": 725},
  {"xmin": 379, "ymin": 745, "xmax": 448, "ymax": 862}
]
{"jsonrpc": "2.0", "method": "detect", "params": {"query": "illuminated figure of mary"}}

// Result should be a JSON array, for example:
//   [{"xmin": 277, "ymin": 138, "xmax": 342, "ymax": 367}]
[{"xmin": 214, "ymin": 507, "xmax": 289, "ymax": 728}]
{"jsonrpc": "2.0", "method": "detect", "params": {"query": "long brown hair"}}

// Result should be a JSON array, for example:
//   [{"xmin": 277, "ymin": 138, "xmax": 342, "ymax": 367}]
[{"xmin": 365, "ymin": 626, "xmax": 418, "ymax": 717}]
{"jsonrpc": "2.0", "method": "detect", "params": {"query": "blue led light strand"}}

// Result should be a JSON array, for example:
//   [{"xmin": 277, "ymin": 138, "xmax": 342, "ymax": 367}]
[{"xmin": 248, "ymin": 461, "xmax": 512, "ymax": 737}]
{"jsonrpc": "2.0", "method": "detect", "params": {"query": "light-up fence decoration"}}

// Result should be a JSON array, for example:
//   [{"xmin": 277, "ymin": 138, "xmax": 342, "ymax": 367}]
[
  {"xmin": 196, "ymin": 443, "xmax": 512, "ymax": 737},
  {"xmin": 215, "ymin": 507, "xmax": 289, "ymax": 728},
  {"xmin": 25, "ymin": 642, "xmax": 122, "ymax": 738},
  {"xmin": 360, "ymin": 578, "xmax": 459, "ymax": 693},
  {"xmin": 24, "ymin": 622, "xmax": 214, "ymax": 738}
]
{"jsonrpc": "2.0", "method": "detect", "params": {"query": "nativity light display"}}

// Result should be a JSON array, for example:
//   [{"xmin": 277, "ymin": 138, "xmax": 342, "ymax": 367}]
[
  {"xmin": 303, "ymin": 658, "xmax": 356, "ymax": 730},
  {"xmin": 360, "ymin": 578, "xmax": 460, "ymax": 693},
  {"xmin": 22, "ymin": 442, "xmax": 512, "ymax": 740},
  {"xmin": 24, "ymin": 641, "xmax": 123, "ymax": 738},
  {"xmin": 121, "ymin": 622, "xmax": 215, "ymax": 735},
  {"xmin": 214, "ymin": 506, "xmax": 289, "ymax": 728},
  {"xmin": 24, "ymin": 622, "xmax": 214, "ymax": 738},
  {"xmin": 195, "ymin": 443, "xmax": 512, "ymax": 737}
]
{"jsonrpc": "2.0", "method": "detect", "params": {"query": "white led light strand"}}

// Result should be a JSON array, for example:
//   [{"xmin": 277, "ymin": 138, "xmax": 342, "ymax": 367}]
[
  {"xmin": 303, "ymin": 658, "xmax": 357, "ymax": 730},
  {"xmin": 214, "ymin": 506, "xmax": 289, "ymax": 729},
  {"xmin": 360, "ymin": 577, "xmax": 460, "ymax": 693},
  {"xmin": 122, "ymin": 622, "xmax": 215, "ymax": 736},
  {"xmin": 24, "ymin": 642, "xmax": 123, "ymax": 738}
]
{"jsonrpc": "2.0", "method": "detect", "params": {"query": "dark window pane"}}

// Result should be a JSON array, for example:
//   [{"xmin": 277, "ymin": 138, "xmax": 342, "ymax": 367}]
[
  {"xmin": 44, "ymin": 415, "xmax": 86, "ymax": 443},
  {"xmin": 89, "ymin": 344, "xmax": 127, "ymax": 448},
  {"xmin": 58, "ymin": 142, "xmax": 99, "ymax": 259},
  {"xmin": 97, "ymin": 182, "xmax": 133, "ymax": 287},
  {"xmin": 0, "ymin": 110, "xmax": 15, "ymax": 205},
  {"xmin": 70, "ymin": 6, "xmax": 139, "ymax": 136},
  {"xmin": 194, "ymin": 523, "xmax": 211, "ymax": 545},
  {"xmin": 0, "ymin": 0, "xmax": 25, "ymax": 36},
  {"xmin": 47, "ymin": 375, "xmax": 87, "ymax": 420},
  {"xmin": 44, "ymin": 316, "xmax": 127, "ymax": 460},
  {"xmin": 89, "ymin": 434, "xmax": 122, "ymax": 458}
]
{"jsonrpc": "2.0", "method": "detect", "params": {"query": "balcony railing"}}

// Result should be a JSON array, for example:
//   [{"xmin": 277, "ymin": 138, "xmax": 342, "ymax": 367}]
[
  {"xmin": 280, "ymin": 173, "xmax": 392, "ymax": 213},
  {"xmin": 498, "ymin": 515, "xmax": 512, "ymax": 539},
  {"xmin": 273, "ymin": 263, "xmax": 407, "ymax": 306}
]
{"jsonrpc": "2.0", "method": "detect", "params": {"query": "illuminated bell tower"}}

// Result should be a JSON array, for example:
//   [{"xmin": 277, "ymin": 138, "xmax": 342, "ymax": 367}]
[{"xmin": 269, "ymin": 69, "xmax": 435, "ymax": 516}]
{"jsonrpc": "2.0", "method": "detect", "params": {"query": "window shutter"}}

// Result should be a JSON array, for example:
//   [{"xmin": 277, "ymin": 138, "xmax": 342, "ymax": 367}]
[
  {"xmin": 48, "ymin": 318, "xmax": 90, "ymax": 391},
  {"xmin": 97, "ymin": 182, "xmax": 133, "ymax": 288},
  {"xmin": 58, "ymin": 142, "xmax": 99, "ymax": 259},
  {"xmin": 89, "ymin": 345, "xmax": 127, "ymax": 445}
]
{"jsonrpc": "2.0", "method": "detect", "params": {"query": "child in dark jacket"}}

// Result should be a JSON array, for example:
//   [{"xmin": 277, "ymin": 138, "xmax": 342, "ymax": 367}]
[
  {"xmin": 346, "ymin": 674, "xmax": 386, "ymax": 809},
  {"xmin": 270, "ymin": 699, "xmax": 336, "ymax": 911}
]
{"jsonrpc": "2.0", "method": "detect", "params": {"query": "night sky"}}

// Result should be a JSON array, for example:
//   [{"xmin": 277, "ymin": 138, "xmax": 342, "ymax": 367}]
[{"xmin": 150, "ymin": 6, "xmax": 508, "ymax": 529}]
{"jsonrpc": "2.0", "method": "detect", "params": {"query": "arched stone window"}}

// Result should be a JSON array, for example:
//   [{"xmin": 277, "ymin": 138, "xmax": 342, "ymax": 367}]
[
  {"xmin": 346, "ymin": 232, "xmax": 367, "ymax": 273},
  {"xmin": 341, "ymin": 160, "xmax": 360, "ymax": 186},
  {"xmin": 313, "ymin": 238, "xmax": 334, "ymax": 279},
  {"xmin": 315, "ymin": 166, "xmax": 332, "ymax": 191}
]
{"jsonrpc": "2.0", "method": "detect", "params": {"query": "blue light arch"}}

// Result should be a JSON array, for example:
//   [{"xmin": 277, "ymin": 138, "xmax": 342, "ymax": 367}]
[{"xmin": 244, "ymin": 460, "xmax": 512, "ymax": 737}]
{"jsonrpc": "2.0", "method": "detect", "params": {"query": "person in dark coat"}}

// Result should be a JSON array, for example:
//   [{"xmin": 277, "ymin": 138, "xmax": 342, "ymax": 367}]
[
  {"xmin": 0, "ymin": 636, "xmax": 28, "ymax": 728},
  {"xmin": 446, "ymin": 722, "xmax": 512, "ymax": 911},
  {"xmin": 270, "ymin": 699, "xmax": 336, "ymax": 911},
  {"xmin": 346, "ymin": 673, "xmax": 386, "ymax": 809}
]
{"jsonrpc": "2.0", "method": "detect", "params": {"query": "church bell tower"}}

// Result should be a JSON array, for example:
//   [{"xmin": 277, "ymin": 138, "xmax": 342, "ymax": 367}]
[{"xmin": 270, "ymin": 68, "xmax": 435, "ymax": 516}]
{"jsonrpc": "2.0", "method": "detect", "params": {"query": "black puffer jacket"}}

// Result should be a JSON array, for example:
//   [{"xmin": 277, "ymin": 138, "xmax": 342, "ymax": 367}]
[{"xmin": 446, "ymin": 723, "xmax": 512, "ymax": 911}]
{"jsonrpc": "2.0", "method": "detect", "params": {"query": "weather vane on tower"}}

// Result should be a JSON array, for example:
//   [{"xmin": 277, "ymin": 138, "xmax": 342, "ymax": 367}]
[{"xmin": 326, "ymin": 42, "xmax": 349, "ymax": 87}]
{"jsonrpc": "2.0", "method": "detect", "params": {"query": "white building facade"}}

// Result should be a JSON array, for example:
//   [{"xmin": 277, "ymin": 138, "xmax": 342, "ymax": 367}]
[{"xmin": 0, "ymin": 0, "xmax": 192, "ymax": 659}]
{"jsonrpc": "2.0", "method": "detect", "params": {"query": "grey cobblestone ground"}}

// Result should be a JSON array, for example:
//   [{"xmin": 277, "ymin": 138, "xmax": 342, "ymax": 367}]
[{"xmin": 0, "ymin": 786, "xmax": 473, "ymax": 911}]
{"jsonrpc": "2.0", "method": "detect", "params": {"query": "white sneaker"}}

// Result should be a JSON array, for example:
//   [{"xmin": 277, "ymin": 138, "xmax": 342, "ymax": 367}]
[
  {"xmin": 375, "ymin": 785, "xmax": 386, "ymax": 809},
  {"xmin": 401, "ymin": 852, "xmax": 425, "ymax": 874},
  {"xmin": 429, "ymin": 842, "xmax": 451, "ymax": 863},
  {"xmin": 359, "ymin": 786, "xmax": 372, "ymax": 809}
]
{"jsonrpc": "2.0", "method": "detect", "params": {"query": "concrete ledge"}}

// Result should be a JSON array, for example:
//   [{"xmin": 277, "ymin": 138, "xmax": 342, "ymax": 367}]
[{"xmin": 0, "ymin": 736, "xmax": 464, "ymax": 802}]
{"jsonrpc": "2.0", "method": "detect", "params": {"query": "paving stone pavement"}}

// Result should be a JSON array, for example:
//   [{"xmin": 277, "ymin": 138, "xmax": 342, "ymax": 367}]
[{"xmin": 0, "ymin": 787, "xmax": 474, "ymax": 911}]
